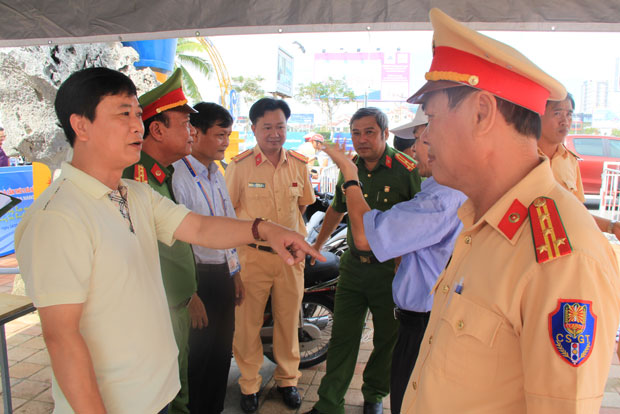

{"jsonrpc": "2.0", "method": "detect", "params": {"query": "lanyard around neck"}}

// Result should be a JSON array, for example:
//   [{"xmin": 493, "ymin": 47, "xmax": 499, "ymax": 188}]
[{"xmin": 181, "ymin": 157, "xmax": 228, "ymax": 216}]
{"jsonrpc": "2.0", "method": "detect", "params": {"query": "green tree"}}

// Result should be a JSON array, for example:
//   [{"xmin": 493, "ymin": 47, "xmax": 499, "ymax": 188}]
[
  {"xmin": 612, "ymin": 129, "xmax": 620, "ymax": 137},
  {"xmin": 297, "ymin": 77, "xmax": 356, "ymax": 135},
  {"xmin": 231, "ymin": 76, "xmax": 266, "ymax": 105},
  {"xmin": 174, "ymin": 38, "xmax": 213, "ymax": 102},
  {"xmin": 582, "ymin": 127, "xmax": 601, "ymax": 135}
]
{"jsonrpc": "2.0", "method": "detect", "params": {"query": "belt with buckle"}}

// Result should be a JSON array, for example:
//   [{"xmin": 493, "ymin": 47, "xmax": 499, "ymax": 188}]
[
  {"xmin": 394, "ymin": 307, "xmax": 431, "ymax": 321},
  {"xmin": 349, "ymin": 250, "xmax": 379, "ymax": 264},
  {"xmin": 247, "ymin": 243, "xmax": 276, "ymax": 254}
]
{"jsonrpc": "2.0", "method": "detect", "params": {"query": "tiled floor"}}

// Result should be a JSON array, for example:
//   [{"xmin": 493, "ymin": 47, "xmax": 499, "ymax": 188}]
[{"xmin": 1, "ymin": 252, "xmax": 620, "ymax": 413}]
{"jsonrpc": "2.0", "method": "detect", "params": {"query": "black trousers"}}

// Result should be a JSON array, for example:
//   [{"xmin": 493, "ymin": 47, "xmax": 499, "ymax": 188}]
[
  {"xmin": 390, "ymin": 308, "xmax": 430, "ymax": 414},
  {"xmin": 188, "ymin": 263, "xmax": 236, "ymax": 414}
]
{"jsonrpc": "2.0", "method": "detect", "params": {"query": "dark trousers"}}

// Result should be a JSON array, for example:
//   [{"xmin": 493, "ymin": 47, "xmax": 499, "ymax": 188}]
[
  {"xmin": 390, "ymin": 309, "xmax": 430, "ymax": 414},
  {"xmin": 188, "ymin": 263, "xmax": 236, "ymax": 414}
]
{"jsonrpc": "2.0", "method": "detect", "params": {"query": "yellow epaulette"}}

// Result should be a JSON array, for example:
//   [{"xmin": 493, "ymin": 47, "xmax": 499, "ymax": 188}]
[
  {"xmin": 288, "ymin": 150, "xmax": 309, "ymax": 164},
  {"xmin": 133, "ymin": 164, "xmax": 148, "ymax": 183},
  {"xmin": 529, "ymin": 196, "xmax": 572, "ymax": 263},
  {"xmin": 394, "ymin": 152, "xmax": 416, "ymax": 171},
  {"xmin": 565, "ymin": 146, "xmax": 582, "ymax": 161},
  {"xmin": 232, "ymin": 149, "xmax": 253, "ymax": 163}
]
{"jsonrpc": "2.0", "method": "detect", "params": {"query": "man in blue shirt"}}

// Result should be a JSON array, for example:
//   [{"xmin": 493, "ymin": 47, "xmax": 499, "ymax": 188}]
[{"xmin": 319, "ymin": 112, "xmax": 466, "ymax": 414}]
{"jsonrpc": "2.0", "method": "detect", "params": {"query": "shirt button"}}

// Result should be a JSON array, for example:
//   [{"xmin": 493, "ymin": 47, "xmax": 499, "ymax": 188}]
[
  {"xmin": 457, "ymin": 320, "xmax": 465, "ymax": 329},
  {"xmin": 442, "ymin": 284, "xmax": 450, "ymax": 293},
  {"xmin": 367, "ymin": 173, "xmax": 372, "ymax": 178},
  {"xmin": 384, "ymin": 198, "xmax": 388, "ymax": 202},
  {"xmin": 464, "ymin": 235, "xmax": 472, "ymax": 244},
  {"xmin": 364, "ymin": 194, "xmax": 368, "ymax": 198},
  {"xmin": 429, "ymin": 335, "xmax": 433, "ymax": 344},
  {"xmin": 412, "ymin": 381, "xmax": 417, "ymax": 390}
]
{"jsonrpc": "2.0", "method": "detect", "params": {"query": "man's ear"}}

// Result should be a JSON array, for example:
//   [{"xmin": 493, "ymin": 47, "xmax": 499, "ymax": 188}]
[
  {"xmin": 474, "ymin": 91, "xmax": 498, "ymax": 136},
  {"xmin": 383, "ymin": 127, "xmax": 389, "ymax": 141},
  {"xmin": 251, "ymin": 124, "xmax": 257, "ymax": 136},
  {"xmin": 69, "ymin": 114, "xmax": 89, "ymax": 143},
  {"xmin": 148, "ymin": 120, "xmax": 165, "ymax": 142}
]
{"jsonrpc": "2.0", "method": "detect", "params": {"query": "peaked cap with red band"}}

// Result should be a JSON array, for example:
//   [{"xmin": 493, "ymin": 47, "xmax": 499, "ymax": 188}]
[
  {"xmin": 139, "ymin": 68, "xmax": 197, "ymax": 121},
  {"xmin": 407, "ymin": 8, "xmax": 566, "ymax": 115}
]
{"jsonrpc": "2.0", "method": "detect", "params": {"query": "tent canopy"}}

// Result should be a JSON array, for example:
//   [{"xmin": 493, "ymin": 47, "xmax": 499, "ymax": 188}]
[{"xmin": 1, "ymin": 0, "xmax": 620, "ymax": 47}]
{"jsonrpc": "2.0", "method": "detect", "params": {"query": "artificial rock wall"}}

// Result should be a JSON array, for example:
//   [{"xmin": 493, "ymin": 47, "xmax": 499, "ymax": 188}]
[{"xmin": 0, "ymin": 42, "xmax": 157, "ymax": 169}]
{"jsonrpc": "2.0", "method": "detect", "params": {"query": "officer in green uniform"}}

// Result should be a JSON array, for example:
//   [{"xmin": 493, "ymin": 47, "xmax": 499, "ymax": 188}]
[
  {"xmin": 122, "ymin": 69, "xmax": 203, "ymax": 414},
  {"xmin": 308, "ymin": 107, "xmax": 421, "ymax": 414}
]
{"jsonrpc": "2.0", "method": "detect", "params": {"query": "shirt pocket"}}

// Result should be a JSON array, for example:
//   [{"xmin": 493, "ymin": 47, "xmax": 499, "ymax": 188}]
[
  {"xmin": 432, "ymin": 293, "xmax": 504, "ymax": 387},
  {"xmin": 246, "ymin": 186, "xmax": 273, "ymax": 218},
  {"xmin": 560, "ymin": 169, "xmax": 578, "ymax": 192}
]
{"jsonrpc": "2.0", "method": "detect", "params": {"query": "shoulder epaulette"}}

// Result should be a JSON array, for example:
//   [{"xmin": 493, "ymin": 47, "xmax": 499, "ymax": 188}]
[
  {"xmin": 232, "ymin": 149, "xmax": 253, "ymax": 163},
  {"xmin": 528, "ymin": 196, "xmax": 572, "ymax": 263},
  {"xmin": 394, "ymin": 152, "xmax": 416, "ymax": 171},
  {"xmin": 566, "ymin": 147, "xmax": 582, "ymax": 161},
  {"xmin": 133, "ymin": 164, "xmax": 148, "ymax": 183},
  {"xmin": 288, "ymin": 150, "xmax": 309, "ymax": 164}
]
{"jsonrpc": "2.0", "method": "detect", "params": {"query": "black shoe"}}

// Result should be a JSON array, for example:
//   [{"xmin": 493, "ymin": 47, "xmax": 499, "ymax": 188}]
[
  {"xmin": 363, "ymin": 401, "xmax": 383, "ymax": 414},
  {"xmin": 240, "ymin": 393, "xmax": 259, "ymax": 413},
  {"xmin": 277, "ymin": 386, "xmax": 301, "ymax": 409}
]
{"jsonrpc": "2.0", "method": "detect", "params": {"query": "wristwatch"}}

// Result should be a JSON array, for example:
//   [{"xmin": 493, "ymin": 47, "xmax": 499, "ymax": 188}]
[
  {"xmin": 342, "ymin": 180, "xmax": 363, "ymax": 193},
  {"xmin": 608, "ymin": 219, "xmax": 617, "ymax": 234},
  {"xmin": 252, "ymin": 218, "xmax": 268, "ymax": 241}
]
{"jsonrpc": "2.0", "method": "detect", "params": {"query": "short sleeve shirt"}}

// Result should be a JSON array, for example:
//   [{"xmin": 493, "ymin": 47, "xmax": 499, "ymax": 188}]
[
  {"xmin": 123, "ymin": 152, "xmax": 197, "ymax": 307},
  {"xmin": 331, "ymin": 145, "xmax": 422, "ymax": 256},
  {"xmin": 402, "ymin": 159, "xmax": 620, "ymax": 413},
  {"xmin": 225, "ymin": 146, "xmax": 315, "ymax": 237},
  {"xmin": 15, "ymin": 162, "xmax": 190, "ymax": 414},
  {"xmin": 546, "ymin": 144, "xmax": 585, "ymax": 203}
]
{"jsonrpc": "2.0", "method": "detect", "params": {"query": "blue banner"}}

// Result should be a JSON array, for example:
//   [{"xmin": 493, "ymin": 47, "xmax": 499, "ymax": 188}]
[{"xmin": 0, "ymin": 166, "xmax": 34, "ymax": 256}]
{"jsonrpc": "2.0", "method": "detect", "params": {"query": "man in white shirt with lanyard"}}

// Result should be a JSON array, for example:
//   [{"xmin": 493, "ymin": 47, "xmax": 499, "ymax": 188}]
[{"xmin": 172, "ymin": 102, "xmax": 244, "ymax": 414}]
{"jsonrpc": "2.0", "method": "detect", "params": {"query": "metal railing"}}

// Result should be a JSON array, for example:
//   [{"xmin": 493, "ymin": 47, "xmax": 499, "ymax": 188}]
[{"xmin": 599, "ymin": 162, "xmax": 620, "ymax": 221}]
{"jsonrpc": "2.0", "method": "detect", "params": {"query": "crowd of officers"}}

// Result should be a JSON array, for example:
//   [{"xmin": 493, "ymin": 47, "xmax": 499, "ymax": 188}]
[{"xmin": 13, "ymin": 7, "xmax": 620, "ymax": 414}]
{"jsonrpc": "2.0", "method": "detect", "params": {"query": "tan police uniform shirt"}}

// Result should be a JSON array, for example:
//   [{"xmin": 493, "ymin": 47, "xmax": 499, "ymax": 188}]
[
  {"xmin": 225, "ymin": 146, "xmax": 315, "ymax": 236},
  {"xmin": 402, "ymin": 159, "xmax": 620, "ymax": 414},
  {"xmin": 542, "ymin": 144, "xmax": 585, "ymax": 203}
]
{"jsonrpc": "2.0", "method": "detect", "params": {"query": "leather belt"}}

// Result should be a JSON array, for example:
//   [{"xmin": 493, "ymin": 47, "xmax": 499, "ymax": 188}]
[
  {"xmin": 170, "ymin": 297, "xmax": 191, "ymax": 311},
  {"xmin": 349, "ymin": 250, "xmax": 379, "ymax": 264},
  {"xmin": 394, "ymin": 307, "xmax": 430, "ymax": 321},
  {"xmin": 247, "ymin": 243, "xmax": 276, "ymax": 254}
]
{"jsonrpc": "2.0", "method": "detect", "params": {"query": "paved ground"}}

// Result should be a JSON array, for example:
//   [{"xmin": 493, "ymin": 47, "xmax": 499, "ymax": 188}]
[{"xmin": 1, "ymin": 253, "xmax": 620, "ymax": 413}]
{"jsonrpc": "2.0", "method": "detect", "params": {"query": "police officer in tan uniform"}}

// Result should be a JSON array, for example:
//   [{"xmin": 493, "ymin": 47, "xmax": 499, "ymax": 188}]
[
  {"xmin": 225, "ymin": 98, "xmax": 315, "ymax": 413},
  {"xmin": 539, "ymin": 94, "xmax": 620, "ymax": 239},
  {"xmin": 401, "ymin": 9, "xmax": 620, "ymax": 413}
]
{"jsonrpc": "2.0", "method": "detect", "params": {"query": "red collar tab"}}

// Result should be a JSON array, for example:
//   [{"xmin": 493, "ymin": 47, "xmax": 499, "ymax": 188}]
[
  {"xmin": 497, "ymin": 199, "xmax": 527, "ymax": 240},
  {"xmin": 142, "ymin": 87, "xmax": 187, "ymax": 121},
  {"xmin": 385, "ymin": 155, "xmax": 392, "ymax": 168},
  {"xmin": 133, "ymin": 164, "xmax": 148, "ymax": 183},
  {"xmin": 529, "ymin": 197, "xmax": 572, "ymax": 263},
  {"xmin": 255, "ymin": 153, "xmax": 262, "ymax": 166},
  {"xmin": 150, "ymin": 163, "xmax": 166, "ymax": 184},
  {"xmin": 426, "ymin": 47, "xmax": 551, "ymax": 115}
]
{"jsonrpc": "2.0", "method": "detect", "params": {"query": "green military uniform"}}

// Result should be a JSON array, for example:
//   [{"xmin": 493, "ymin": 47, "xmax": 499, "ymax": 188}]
[
  {"xmin": 315, "ymin": 145, "xmax": 421, "ymax": 414},
  {"xmin": 123, "ymin": 152, "xmax": 197, "ymax": 414}
]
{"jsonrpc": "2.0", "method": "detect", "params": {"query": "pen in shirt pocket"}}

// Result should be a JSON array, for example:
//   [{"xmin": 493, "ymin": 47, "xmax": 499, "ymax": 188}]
[{"xmin": 455, "ymin": 277, "xmax": 464, "ymax": 294}]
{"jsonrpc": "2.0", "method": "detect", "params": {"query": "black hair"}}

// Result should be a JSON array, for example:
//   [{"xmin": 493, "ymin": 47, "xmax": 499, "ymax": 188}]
[
  {"xmin": 190, "ymin": 102, "xmax": 233, "ymax": 133},
  {"xmin": 546, "ymin": 92, "xmax": 575, "ymax": 111},
  {"xmin": 54, "ymin": 67, "xmax": 137, "ymax": 146},
  {"xmin": 393, "ymin": 136, "xmax": 414, "ymax": 152},
  {"xmin": 249, "ymin": 98, "xmax": 291, "ymax": 124},
  {"xmin": 441, "ymin": 86, "xmax": 542, "ymax": 139},
  {"xmin": 349, "ymin": 107, "xmax": 389, "ymax": 132}
]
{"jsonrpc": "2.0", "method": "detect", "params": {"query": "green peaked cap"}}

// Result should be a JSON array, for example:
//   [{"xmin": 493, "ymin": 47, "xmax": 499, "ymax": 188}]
[{"xmin": 139, "ymin": 68, "xmax": 196, "ymax": 121}]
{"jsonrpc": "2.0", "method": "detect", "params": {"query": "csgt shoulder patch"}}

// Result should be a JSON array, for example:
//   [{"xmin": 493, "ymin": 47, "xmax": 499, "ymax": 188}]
[{"xmin": 548, "ymin": 299, "xmax": 596, "ymax": 367}]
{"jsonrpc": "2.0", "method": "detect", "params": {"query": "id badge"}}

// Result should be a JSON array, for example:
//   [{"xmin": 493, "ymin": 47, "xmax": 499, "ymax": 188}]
[{"xmin": 226, "ymin": 248, "xmax": 241, "ymax": 277}]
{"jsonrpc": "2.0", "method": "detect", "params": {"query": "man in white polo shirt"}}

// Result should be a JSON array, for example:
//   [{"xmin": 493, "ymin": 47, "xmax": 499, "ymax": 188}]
[{"xmin": 15, "ymin": 67, "xmax": 322, "ymax": 414}]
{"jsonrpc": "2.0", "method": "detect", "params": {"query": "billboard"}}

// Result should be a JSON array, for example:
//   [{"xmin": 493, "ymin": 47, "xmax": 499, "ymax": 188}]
[
  {"xmin": 314, "ymin": 51, "xmax": 411, "ymax": 102},
  {"xmin": 276, "ymin": 48, "xmax": 294, "ymax": 97}
]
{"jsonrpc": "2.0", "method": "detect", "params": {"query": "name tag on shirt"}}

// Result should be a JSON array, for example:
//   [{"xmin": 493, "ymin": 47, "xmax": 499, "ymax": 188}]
[{"xmin": 248, "ymin": 182, "xmax": 266, "ymax": 188}]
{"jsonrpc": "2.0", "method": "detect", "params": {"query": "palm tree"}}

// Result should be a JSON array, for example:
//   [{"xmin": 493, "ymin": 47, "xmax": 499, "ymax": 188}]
[{"xmin": 174, "ymin": 38, "xmax": 213, "ymax": 103}]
